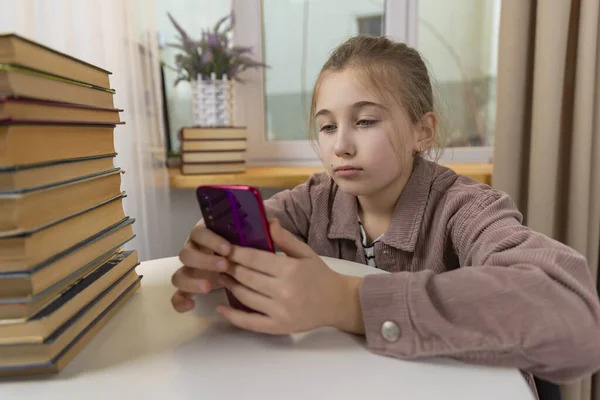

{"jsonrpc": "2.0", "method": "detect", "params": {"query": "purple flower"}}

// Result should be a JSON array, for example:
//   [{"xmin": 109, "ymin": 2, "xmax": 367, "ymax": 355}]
[
  {"xmin": 201, "ymin": 49, "xmax": 214, "ymax": 64},
  {"xmin": 167, "ymin": 10, "xmax": 267, "ymax": 85},
  {"xmin": 207, "ymin": 33, "xmax": 220, "ymax": 48}
]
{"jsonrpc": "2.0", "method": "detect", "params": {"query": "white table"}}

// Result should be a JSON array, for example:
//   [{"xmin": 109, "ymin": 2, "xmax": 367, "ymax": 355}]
[{"xmin": 0, "ymin": 256, "xmax": 534, "ymax": 400}]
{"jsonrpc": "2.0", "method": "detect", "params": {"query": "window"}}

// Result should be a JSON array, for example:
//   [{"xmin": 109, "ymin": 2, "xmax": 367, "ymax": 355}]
[
  {"xmin": 357, "ymin": 15, "xmax": 384, "ymax": 37},
  {"xmin": 233, "ymin": 0, "xmax": 498, "ymax": 165},
  {"xmin": 233, "ymin": 0, "xmax": 400, "ymax": 165},
  {"xmin": 416, "ymin": 0, "xmax": 500, "ymax": 163},
  {"xmin": 262, "ymin": 0, "xmax": 386, "ymax": 143}
]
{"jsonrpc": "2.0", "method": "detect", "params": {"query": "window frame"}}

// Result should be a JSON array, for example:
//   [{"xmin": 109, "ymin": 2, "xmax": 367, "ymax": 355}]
[{"xmin": 232, "ymin": 0, "xmax": 493, "ymax": 166}]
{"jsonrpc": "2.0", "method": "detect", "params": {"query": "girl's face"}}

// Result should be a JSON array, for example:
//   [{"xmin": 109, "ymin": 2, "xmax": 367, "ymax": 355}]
[{"xmin": 315, "ymin": 69, "xmax": 426, "ymax": 197}]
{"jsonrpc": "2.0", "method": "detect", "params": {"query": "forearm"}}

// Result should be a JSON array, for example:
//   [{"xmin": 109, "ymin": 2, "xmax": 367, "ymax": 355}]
[{"xmin": 359, "ymin": 262, "xmax": 600, "ymax": 383}]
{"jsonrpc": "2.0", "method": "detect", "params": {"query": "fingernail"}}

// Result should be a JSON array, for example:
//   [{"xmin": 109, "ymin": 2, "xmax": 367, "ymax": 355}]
[
  {"xmin": 218, "ymin": 243, "xmax": 230, "ymax": 255},
  {"xmin": 216, "ymin": 260, "xmax": 227, "ymax": 271}
]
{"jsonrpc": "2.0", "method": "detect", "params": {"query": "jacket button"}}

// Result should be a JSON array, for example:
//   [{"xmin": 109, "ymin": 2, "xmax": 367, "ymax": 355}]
[{"xmin": 381, "ymin": 321, "xmax": 401, "ymax": 342}]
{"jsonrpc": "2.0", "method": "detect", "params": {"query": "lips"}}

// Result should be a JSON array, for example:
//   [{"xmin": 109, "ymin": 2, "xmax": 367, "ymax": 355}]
[
  {"xmin": 333, "ymin": 165, "xmax": 362, "ymax": 177},
  {"xmin": 334, "ymin": 166, "xmax": 361, "ymax": 172}
]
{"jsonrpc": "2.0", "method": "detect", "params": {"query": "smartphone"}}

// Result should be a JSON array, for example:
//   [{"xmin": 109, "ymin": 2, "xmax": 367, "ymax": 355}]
[{"xmin": 195, "ymin": 185, "xmax": 275, "ymax": 313}]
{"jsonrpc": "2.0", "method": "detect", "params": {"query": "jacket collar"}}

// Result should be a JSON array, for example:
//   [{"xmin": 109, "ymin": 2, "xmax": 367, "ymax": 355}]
[{"xmin": 327, "ymin": 158, "xmax": 435, "ymax": 252}]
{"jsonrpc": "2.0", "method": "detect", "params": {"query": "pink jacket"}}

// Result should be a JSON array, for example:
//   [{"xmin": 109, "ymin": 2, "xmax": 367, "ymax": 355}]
[{"xmin": 263, "ymin": 158, "xmax": 600, "ymax": 395}]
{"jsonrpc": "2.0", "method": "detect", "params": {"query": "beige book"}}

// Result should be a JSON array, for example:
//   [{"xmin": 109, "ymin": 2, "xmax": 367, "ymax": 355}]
[
  {"xmin": 0, "ymin": 170, "xmax": 123, "ymax": 233},
  {"xmin": 181, "ymin": 140, "xmax": 246, "ymax": 152},
  {"xmin": 0, "ymin": 270, "xmax": 141, "ymax": 370},
  {"xmin": 0, "ymin": 123, "xmax": 118, "ymax": 168},
  {"xmin": 0, "ymin": 248, "xmax": 118, "ymax": 321},
  {"xmin": 0, "ymin": 251, "xmax": 138, "ymax": 344},
  {"xmin": 0, "ymin": 278, "xmax": 140, "ymax": 376},
  {"xmin": 0, "ymin": 34, "xmax": 112, "ymax": 89},
  {"xmin": 0, "ymin": 97, "xmax": 121, "ymax": 124},
  {"xmin": 181, "ymin": 151, "xmax": 245, "ymax": 163},
  {"xmin": 0, "ymin": 156, "xmax": 116, "ymax": 193},
  {"xmin": 0, "ymin": 218, "xmax": 135, "ymax": 299},
  {"xmin": 0, "ymin": 195, "xmax": 126, "ymax": 272},
  {"xmin": 180, "ymin": 126, "xmax": 246, "ymax": 140},
  {"xmin": 0, "ymin": 65, "xmax": 115, "ymax": 109}
]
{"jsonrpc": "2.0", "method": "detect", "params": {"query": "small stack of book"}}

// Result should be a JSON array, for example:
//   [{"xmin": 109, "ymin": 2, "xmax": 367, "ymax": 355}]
[
  {"xmin": 0, "ymin": 34, "xmax": 141, "ymax": 376},
  {"xmin": 179, "ymin": 126, "xmax": 247, "ymax": 174}
]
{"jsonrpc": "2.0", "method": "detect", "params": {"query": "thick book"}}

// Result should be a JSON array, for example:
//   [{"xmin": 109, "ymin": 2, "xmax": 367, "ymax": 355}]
[
  {"xmin": 0, "ymin": 34, "xmax": 112, "ymax": 89},
  {"xmin": 181, "ymin": 162, "xmax": 246, "ymax": 175},
  {"xmin": 181, "ymin": 151, "xmax": 246, "ymax": 164},
  {"xmin": 0, "ymin": 218, "xmax": 135, "ymax": 299},
  {"xmin": 0, "ymin": 194, "xmax": 127, "ymax": 273},
  {"xmin": 181, "ymin": 139, "xmax": 246, "ymax": 152},
  {"xmin": 0, "ymin": 121, "xmax": 121, "ymax": 168},
  {"xmin": 0, "ymin": 246, "xmax": 127, "ymax": 321},
  {"xmin": 0, "ymin": 170, "xmax": 123, "ymax": 233},
  {"xmin": 0, "ymin": 155, "xmax": 117, "ymax": 193},
  {"xmin": 0, "ymin": 251, "xmax": 139, "ymax": 344},
  {"xmin": 0, "ymin": 275, "xmax": 140, "ymax": 376},
  {"xmin": 0, "ymin": 64, "xmax": 115, "ymax": 109},
  {"xmin": 0, "ymin": 269, "xmax": 141, "ymax": 372},
  {"xmin": 179, "ymin": 126, "xmax": 247, "ymax": 140},
  {"xmin": 0, "ymin": 96, "xmax": 121, "ymax": 124}
]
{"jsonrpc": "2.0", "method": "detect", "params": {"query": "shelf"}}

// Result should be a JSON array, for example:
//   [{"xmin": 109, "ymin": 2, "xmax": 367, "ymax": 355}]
[{"xmin": 168, "ymin": 163, "xmax": 493, "ymax": 189}]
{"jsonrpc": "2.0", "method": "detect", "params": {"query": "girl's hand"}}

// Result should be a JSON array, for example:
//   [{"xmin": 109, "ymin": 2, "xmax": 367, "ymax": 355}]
[
  {"xmin": 171, "ymin": 221, "xmax": 233, "ymax": 313},
  {"xmin": 217, "ymin": 219, "xmax": 365, "ymax": 335}
]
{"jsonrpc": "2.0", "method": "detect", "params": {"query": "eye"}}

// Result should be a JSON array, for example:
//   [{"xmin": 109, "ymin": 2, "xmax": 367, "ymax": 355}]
[
  {"xmin": 319, "ymin": 124, "xmax": 337, "ymax": 133},
  {"xmin": 357, "ymin": 119, "xmax": 376, "ymax": 127}
]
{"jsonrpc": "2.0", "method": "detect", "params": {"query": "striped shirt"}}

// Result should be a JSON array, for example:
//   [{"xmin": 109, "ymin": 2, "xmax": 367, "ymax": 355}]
[{"xmin": 358, "ymin": 220, "xmax": 383, "ymax": 268}]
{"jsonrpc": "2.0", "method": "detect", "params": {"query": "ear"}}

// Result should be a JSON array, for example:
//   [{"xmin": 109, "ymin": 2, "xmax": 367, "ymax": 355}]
[{"xmin": 413, "ymin": 112, "xmax": 437, "ymax": 153}]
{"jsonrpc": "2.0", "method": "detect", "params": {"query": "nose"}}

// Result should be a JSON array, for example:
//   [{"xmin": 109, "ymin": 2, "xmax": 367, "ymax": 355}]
[{"xmin": 333, "ymin": 125, "xmax": 356, "ymax": 158}]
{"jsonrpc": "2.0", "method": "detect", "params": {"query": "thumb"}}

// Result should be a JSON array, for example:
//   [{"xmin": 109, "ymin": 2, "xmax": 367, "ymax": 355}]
[{"xmin": 269, "ymin": 219, "xmax": 314, "ymax": 259}]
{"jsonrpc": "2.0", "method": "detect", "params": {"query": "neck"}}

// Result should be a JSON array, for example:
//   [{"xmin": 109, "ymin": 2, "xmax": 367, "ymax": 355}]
[{"xmin": 357, "ymin": 167, "xmax": 412, "ymax": 219}]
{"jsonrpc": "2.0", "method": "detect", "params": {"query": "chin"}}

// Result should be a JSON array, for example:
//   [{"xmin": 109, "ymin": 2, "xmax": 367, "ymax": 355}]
[{"xmin": 332, "ymin": 178, "xmax": 380, "ymax": 197}]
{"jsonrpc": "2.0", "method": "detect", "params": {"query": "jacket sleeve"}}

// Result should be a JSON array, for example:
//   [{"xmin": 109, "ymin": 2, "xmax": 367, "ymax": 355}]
[
  {"xmin": 263, "ymin": 173, "xmax": 329, "ymax": 242},
  {"xmin": 359, "ymin": 190, "xmax": 600, "ymax": 383}
]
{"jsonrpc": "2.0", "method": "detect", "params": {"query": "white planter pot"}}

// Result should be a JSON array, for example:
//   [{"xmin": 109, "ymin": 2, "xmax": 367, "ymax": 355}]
[{"xmin": 191, "ymin": 73, "xmax": 235, "ymax": 127}]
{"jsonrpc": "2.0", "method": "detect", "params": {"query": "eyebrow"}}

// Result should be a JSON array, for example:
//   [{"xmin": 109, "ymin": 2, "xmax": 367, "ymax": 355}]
[{"xmin": 315, "ymin": 101, "xmax": 387, "ymax": 118}]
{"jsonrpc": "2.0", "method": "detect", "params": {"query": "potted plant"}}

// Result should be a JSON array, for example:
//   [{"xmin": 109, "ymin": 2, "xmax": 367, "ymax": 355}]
[{"xmin": 167, "ymin": 11, "xmax": 267, "ymax": 127}]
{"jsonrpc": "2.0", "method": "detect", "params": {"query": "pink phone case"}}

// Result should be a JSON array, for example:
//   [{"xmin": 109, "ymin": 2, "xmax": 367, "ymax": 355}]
[{"xmin": 196, "ymin": 185, "xmax": 275, "ymax": 313}]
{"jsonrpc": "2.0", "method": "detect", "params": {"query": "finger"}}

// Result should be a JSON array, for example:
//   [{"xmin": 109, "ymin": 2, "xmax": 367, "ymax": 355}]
[
  {"xmin": 219, "ymin": 274, "xmax": 273, "ymax": 315},
  {"xmin": 216, "ymin": 304, "xmax": 281, "ymax": 334},
  {"xmin": 178, "ymin": 241, "xmax": 230, "ymax": 272},
  {"xmin": 171, "ymin": 266, "xmax": 216, "ymax": 294},
  {"xmin": 227, "ymin": 245, "xmax": 281, "ymax": 276},
  {"xmin": 184, "ymin": 219, "xmax": 206, "ymax": 245},
  {"xmin": 225, "ymin": 264, "xmax": 277, "ymax": 298},
  {"xmin": 188, "ymin": 225, "xmax": 232, "ymax": 256},
  {"xmin": 171, "ymin": 290, "xmax": 195, "ymax": 313},
  {"xmin": 268, "ymin": 219, "xmax": 313, "ymax": 258}
]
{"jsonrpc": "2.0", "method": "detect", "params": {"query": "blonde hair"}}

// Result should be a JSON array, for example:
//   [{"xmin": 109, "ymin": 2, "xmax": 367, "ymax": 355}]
[{"xmin": 309, "ymin": 35, "xmax": 446, "ymax": 160}]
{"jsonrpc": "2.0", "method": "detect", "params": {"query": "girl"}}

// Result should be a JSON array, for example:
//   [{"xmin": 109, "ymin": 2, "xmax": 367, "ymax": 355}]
[{"xmin": 171, "ymin": 36, "xmax": 600, "ymax": 397}]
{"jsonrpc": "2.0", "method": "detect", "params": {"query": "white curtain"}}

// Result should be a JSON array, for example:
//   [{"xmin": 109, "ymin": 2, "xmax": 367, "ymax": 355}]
[{"xmin": 0, "ymin": 0, "xmax": 173, "ymax": 261}]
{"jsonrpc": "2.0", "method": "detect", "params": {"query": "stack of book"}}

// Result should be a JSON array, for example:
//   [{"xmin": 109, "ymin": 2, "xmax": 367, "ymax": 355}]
[
  {"xmin": 0, "ymin": 34, "xmax": 141, "ymax": 376},
  {"xmin": 179, "ymin": 126, "xmax": 247, "ymax": 174}
]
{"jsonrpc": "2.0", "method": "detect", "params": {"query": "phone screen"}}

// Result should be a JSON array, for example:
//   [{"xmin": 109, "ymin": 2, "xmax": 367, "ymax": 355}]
[{"xmin": 196, "ymin": 186, "xmax": 273, "ymax": 252}]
